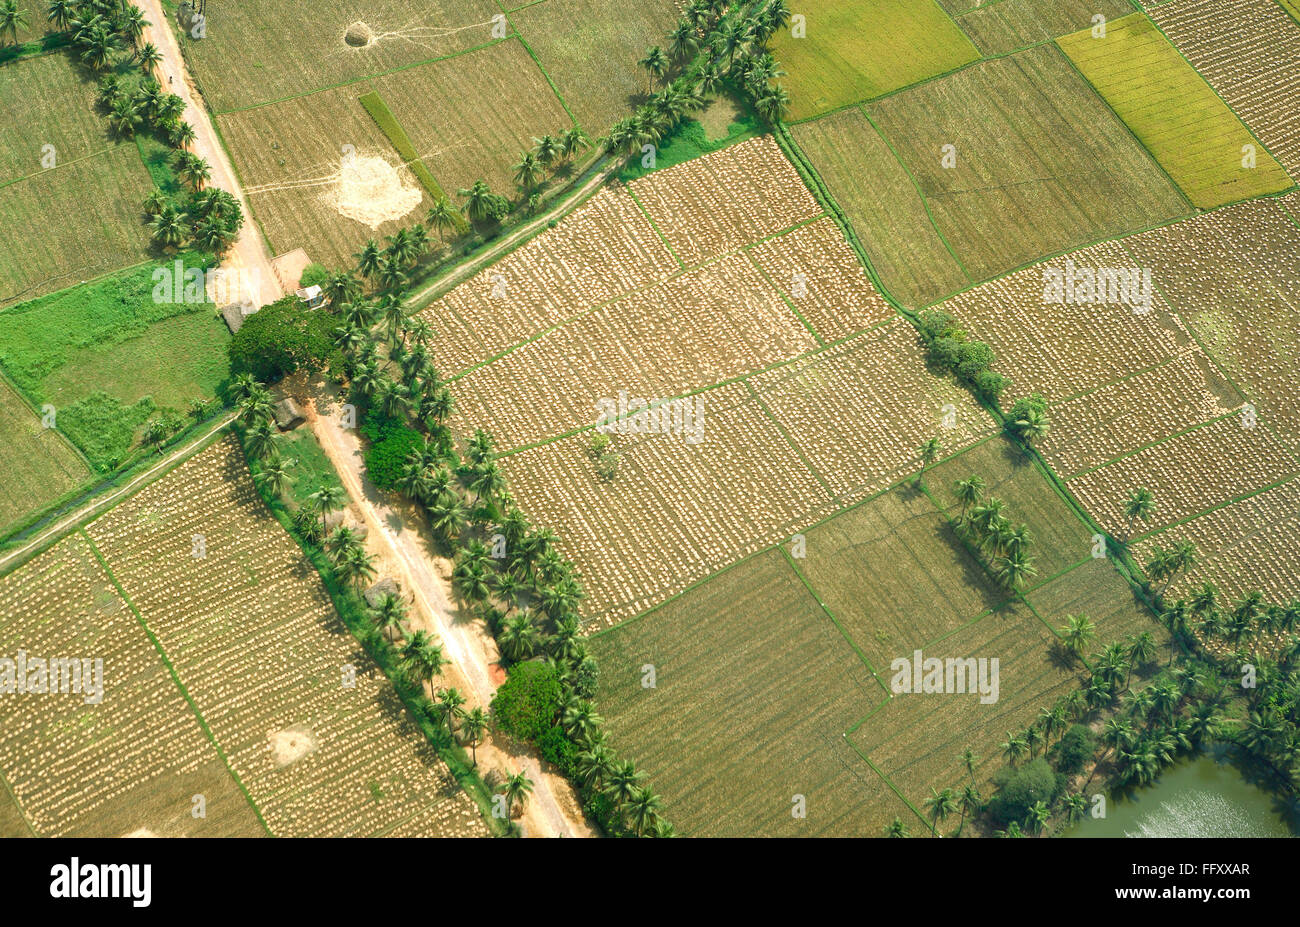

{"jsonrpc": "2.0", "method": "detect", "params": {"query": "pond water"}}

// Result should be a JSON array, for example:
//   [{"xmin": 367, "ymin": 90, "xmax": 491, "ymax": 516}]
[{"xmin": 1067, "ymin": 752, "xmax": 1297, "ymax": 838}]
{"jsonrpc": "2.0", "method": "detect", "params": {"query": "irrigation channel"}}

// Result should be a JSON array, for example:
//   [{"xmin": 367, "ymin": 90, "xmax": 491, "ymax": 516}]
[{"xmin": 1067, "ymin": 747, "xmax": 1298, "ymax": 838}]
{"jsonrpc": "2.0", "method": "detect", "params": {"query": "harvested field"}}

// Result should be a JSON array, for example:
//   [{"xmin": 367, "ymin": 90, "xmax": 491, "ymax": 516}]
[
  {"xmin": 421, "ymin": 186, "xmax": 678, "ymax": 374},
  {"xmin": 1038, "ymin": 350, "xmax": 1243, "ymax": 478},
  {"xmin": 772, "ymin": 0, "xmax": 979, "ymax": 122},
  {"xmin": 747, "ymin": 319, "xmax": 993, "ymax": 503},
  {"xmin": 792, "ymin": 106, "xmax": 970, "ymax": 308},
  {"xmin": 450, "ymin": 252, "xmax": 817, "ymax": 450},
  {"xmin": 509, "ymin": 0, "xmax": 682, "ymax": 133},
  {"xmin": 0, "ymin": 534, "xmax": 265, "ymax": 837},
  {"xmin": 500, "ymin": 382, "xmax": 835, "ymax": 629},
  {"xmin": 1150, "ymin": 0, "xmax": 1300, "ymax": 177},
  {"xmin": 1131, "ymin": 478, "xmax": 1300, "ymax": 603},
  {"xmin": 626, "ymin": 135, "xmax": 822, "ymax": 267},
  {"xmin": 1066, "ymin": 413, "xmax": 1299, "ymax": 537},
  {"xmin": 794, "ymin": 484, "xmax": 1008, "ymax": 677},
  {"xmin": 849, "ymin": 602, "xmax": 1077, "ymax": 823},
  {"xmin": 82, "ymin": 437, "xmax": 488, "ymax": 837},
  {"xmin": 956, "ymin": 0, "xmax": 1132, "ymax": 55},
  {"xmin": 1058, "ymin": 13, "xmax": 1291, "ymax": 209},
  {"xmin": 0, "ymin": 52, "xmax": 112, "ymax": 181},
  {"xmin": 1027, "ymin": 557, "xmax": 1167, "ymax": 651},
  {"xmin": 866, "ymin": 44, "xmax": 1188, "ymax": 285},
  {"xmin": 1121, "ymin": 199, "xmax": 1300, "ymax": 451},
  {"xmin": 924, "ymin": 436, "xmax": 1098, "ymax": 582},
  {"xmin": 589, "ymin": 548, "xmax": 910, "ymax": 837},
  {"xmin": 216, "ymin": 40, "xmax": 569, "ymax": 267},
  {"xmin": 0, "ymin": 143, "xmax": 153, "ymax": 307},
  {"xmin": 0, "ymin": 378, "xmax": 90, "ymax": 535},
  {"xmin": 938, "ymin": 240, "xmax": 1192, "ymax": 405},
  {"xmin": 745, "ymin": 216, "xmax": 896, "ymax": 342},
  {"xmin": 181, "ymin": 0, "xmax": 504, "ymax": 112}
]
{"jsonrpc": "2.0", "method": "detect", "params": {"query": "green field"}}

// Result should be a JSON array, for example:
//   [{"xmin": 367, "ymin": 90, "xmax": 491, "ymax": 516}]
[
  {"xmin": 956, "ymin": 0, "xmax": 1132, "ymax": 56},
  {"xmin": 0, "ymin": 258, "xmax": 228, "ymax": 470},
  {"xmin": 791, "ymin": 106, "xmax": 971, "ymax": 307},
  {"xmin": 773, "ymin": 0, "xmax": 979, "ymax": 122},
  {"xmin": 0, "ymin": 53, "xmax": 154, "ymax": 305},
  {"xmin": 0, "ymin": 377, "xmax": 91, "ymax": 535},
  {"xmin": 1058, "ymin": 13, "xmax": 1292, "ymax": 208},
  {"xmin": 863, "ymin": 43, "xmax": 1188, "ymax": 290},
  {"xmin": 590, "ymin": 548, "xmax": 914, "ymax": 837}
]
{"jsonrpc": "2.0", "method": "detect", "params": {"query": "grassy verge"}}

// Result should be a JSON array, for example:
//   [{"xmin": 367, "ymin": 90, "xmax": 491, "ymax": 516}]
[{"xmin": 359, "ymin": 90, "xmax": 469, "ymax": 235}]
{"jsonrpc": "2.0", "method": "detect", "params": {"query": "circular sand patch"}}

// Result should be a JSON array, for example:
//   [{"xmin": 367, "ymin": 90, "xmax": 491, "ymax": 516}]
[
  {"xmin": 268, "ymin": 725, "xmax": 319, "ymax": 766},
  {"xmin": 331, "ymin": 154, "xmax": 422, "ymax": 229},
  {"xmin": 344, "ymin": 21, "xmax": 375, "ymax": 47}
]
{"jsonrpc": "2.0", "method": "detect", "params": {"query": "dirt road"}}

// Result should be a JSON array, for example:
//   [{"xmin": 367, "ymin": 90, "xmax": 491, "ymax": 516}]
[
  {"xmin": 304, "ymin": 391, "xmax": 591, "ymax": 838},
  {"xmin": 138, "ymin": 0, "xmax": 283, "ymax": 308}
]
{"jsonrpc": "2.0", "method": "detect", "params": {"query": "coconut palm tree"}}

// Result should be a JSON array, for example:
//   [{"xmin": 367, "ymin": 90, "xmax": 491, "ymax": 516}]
[
  {"xmin": 369, "ymin": 591, "xmax": 406, "ymax": 643},
  {"xmin": 501, "ymin": 771, "xmax": 533, "ymax": 818},
  {"xmin": 461, "ymin": 707, "xmax": 487, "ymax": 766},
  {"xmin": 1123, "ymin": 487, "xmax": 1156, "ymax": 542},
  {"xmin": 121, "ymin": 4, "xmax": 145, "ymax": 47},
  {"xmin": 532, "ymin": 133, "xmax": 560, "ymax": 167},
  {"xmin": 628, "ymin": 785, "xmax": 663, "ymax": 836},
  {"xmin": 1000, "ymin": 730, "xmax": 1028, "ymax": 766},
  {"xmin": 173, "ymin": 150, "xmax": 210, "ymax": 190},
  {"xmin": 1025, "ymin": 800, "xmax": 1051, "ymax": 834},
  {"xmin": 498, "ymin": 611, "xmax": 541, "ymax": 663},
  {"xmin": 429, "ymin": 496, "xmax": 468, "ymax": 542},
  {"xmin": 884, "ymin": 818, "xmax": 909, "ymax": 838},
  {"xmin": 924, "ymin": 787, "xmax": 957, "ymax": 836},
  {"xmin": 1010, "ymin": 405, "xmax": 1050, "ymax": 445},
  {"xmin": 605, "ymin": 760, "xmax": 643, "ymax": 810},
  {"xmin": 136, "ymin": 40, "xmax": 162, "ymax": 76},
  {"xmin": 402, "ymin": 630, "xmax": 446, "ymax": 688},
  {"xmin": 354, "ymin": 238, "xmax": 382, "ymax": 280},
  {"xmin": 994, "ymin": 548, "xmax": 1036, "ymax": 591},
  {"xmin": 512, "ymin": 150, "xmax": 542, "ymax": 192},
  {"xmin": 0, "ymin": 1, "xmax": 29, "ymax": 46},
  {"xmin": 953, "ymin": 475, "xmax": 984, "ymax": 522},
  {"xmin": 754, "ymin": 83, "xmax": 790, "ymax": 124},
  {"xmin": 436, "ymin": 686, "xmax": 466, "ymax": 735},
  {"xmin": 308, "ymin": 485, "xmax": 346, "ymax": 537},
  {"xmin": 668, "ymin": 19, "xmax": 697, "ymax": 61},
  {"xmin": 915, "ymin": 436, "xmax": 941, "ymax": 486},
  {"xmin": 458, "ymin": 179, "xmax": 498, "ymax": 223},
  {"xmin": 336, "ymin": 545, "xmax": 375, "ymax": 592},
  {"xmin": 149, "ymin": 203, "xmax": 189, "ymax": 249},
  {"xmin": 107, "ymin": 94, "xmax": 142, "ymax": 137},
  {"xmin": 1060, "ymin": 613, "xmax": 1095, "ymax": 658},
  {"xmin": 639, "ymin": 44, "xmax": 669, "ymax": 93},
  {"xmin": 957, "ymin": 785, "xmax": 982, "ymax": 835},
  {"xmin": 46, "ymin": 0, "xmax": 74, "ymax": 31},
  {"xmin": 559, "ymin": 127, "xmax": 587, "ymax": 161},
  {"xmin": 426, "ymin": 197, "xmax": 459, "ymax": 241}
]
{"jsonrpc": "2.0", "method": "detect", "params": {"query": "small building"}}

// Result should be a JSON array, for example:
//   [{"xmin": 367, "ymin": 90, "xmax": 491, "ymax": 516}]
[{"xmin": 295, "ymin": 284, "xmax": 325, "ymax": 309}]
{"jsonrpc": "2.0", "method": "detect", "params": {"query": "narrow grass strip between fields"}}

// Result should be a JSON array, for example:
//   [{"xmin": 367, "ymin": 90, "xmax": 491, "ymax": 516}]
[
  {"xmin": 740, "ymin": 378, "xmax": 838, "ymax": 498},
  {"xmin": 0, "ymin": 767, "xmax": 39, "ymax": 837},
  {"xmin": 80, "ymin": 528, "xmax": 275, "ymax": 836},
  {"xmin": 780, "ymin": 546, "xmax": 893, "ymax": 696},
  {"xmin": 0, "ymin": 143, "xmax": 132, "ymax": 193},
  {"xmin": 1065, "ymin": 409, "xmax": 1278, "ymax": 480},
  {"xmin": 623, "ymin": 184, "xmax": 685, "ymax": 268},
  {"xmin": 490, "ymin": 1, "xmax": 579, "ymax": 128},
  {"xmin": 841, "ymin": 736, "xmax": 937, "ymax": 835},
  {"xmin": 857, "ymin": 104, "xmax": 973, "ymax": 283},
  {"xmin": 1131, "ymin": 471, "xmax": 1300, "ymax": 546},
  {"xmin": 743, "ymin": 251, "xmax": 825, "ymax": 345},
  {"xmin": 358, "ymin": 91, "xmax": 468, "ymax": 234},
  {"xmin": 212, "ymin": 38, "xmax": 518, "ymax": 115}
]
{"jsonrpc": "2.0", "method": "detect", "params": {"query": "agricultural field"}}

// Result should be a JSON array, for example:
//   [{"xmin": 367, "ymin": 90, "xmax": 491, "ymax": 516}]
[
  {"xmin": 509, "ymin": 0, "xmax": 683, "ymax": 133},
  {"xmin": 791, "ymin": 106, "xmax": 971, "ymax": 308},
  {"xmin": 589, "ymin": 547, "xmax": 917, "ymax": 837},
  {"xmin": 862, "ymin": 44, "xmax": 1188, "ymax": 288},
  {"xmin": 0, "ymin": 378, "xmax": 91, "ymax": 537},
  {"xmin": 0, "ymin": 52, "xmax": 154, "ymax": 305},
  {"xmin": 179, "ymin": 0, "xmax": 504, "ymax": 112},
  {"xmin": 1149, "ymin": 0, "xmax": 1300, "ymax": 177},
  {"xmin": 1058, "ymin": 13, "xmax": 1291, "ymax": 209},
  {"xmin": 214, "ymin": 40, "xmax": 570, "ymax": 268},
  {"xmin": 954, "ymin": 0, "xmax": 1132, "ymax": 56},
  {"xmin": 772, "ymin": 0, "xmax": 979, "ymax": 122},
  {"xmin": 0, "ymin": 257, "xmax": 230, "ymax": 472},
  {"xmin": 75, "ymin": 436, "xmax": 488, "ymax": 837}
]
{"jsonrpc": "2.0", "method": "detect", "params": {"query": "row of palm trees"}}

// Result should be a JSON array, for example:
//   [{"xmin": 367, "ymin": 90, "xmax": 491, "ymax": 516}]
[
  {"xmin": 309, "ymin": 262, "xmax": 671, "ymax": 836},
  {"xmin": 951, "ymin": 474, "xmax": 1038, "ymax": 591}
]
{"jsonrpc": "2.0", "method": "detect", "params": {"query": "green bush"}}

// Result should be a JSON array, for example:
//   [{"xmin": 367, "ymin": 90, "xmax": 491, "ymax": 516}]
[
  {"xmin": 298, "ymin": 263, "xmax": 330, "ymax": 289},
  {"xmin": 228, "ymin": 295, "xmax": 339, "ymax": 383},
  {"xmin": 986, "ymin": 757, "xmax": 1059, "ymax": 827},
  {"xmin": 364, "ymin": 424, "xmax": 424, "ymax": 491},
  {"xmin": 536, "ymin": 723, "xmax": 577, "ymax": 776},
  {"xmin": 1055, "ymin": 724, "xmax": 1097, "ymax": 776},
  {"xmin": 491, "ymin": 660, "xmax": 563, "ymax": 742}
]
